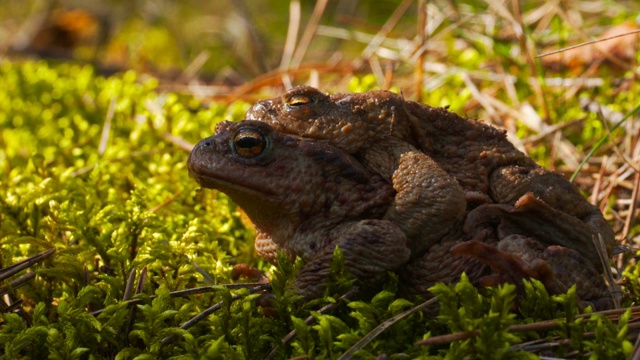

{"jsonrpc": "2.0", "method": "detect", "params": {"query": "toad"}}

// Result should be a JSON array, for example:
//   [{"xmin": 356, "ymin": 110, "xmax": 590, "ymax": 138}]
[
  {"xmin": 245, "ymin": 87, "xmax": 615, "ymax": 272},
  {"xmin": 188, "ymin": 120, "xmax": 410, "ymax": 296},
  {"xmin": 188, "ymin": 121, "xmax": 612, "ymax": 308}
]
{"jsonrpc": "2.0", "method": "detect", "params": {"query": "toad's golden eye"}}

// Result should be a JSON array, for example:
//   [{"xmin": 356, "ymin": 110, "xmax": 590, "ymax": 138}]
[
  {"xmin": 286, "ymin": 94, "xmax": 312, "ymax": 107},
  {"xmin": 233, "ymin": 129, "xmax": 267, "ymax": 158}
]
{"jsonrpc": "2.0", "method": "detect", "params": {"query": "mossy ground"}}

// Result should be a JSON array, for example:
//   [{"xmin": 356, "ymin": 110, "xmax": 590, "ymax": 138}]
[{"xmin": 1, "ymin": 1, "xmax": 640, "ymax": 358}]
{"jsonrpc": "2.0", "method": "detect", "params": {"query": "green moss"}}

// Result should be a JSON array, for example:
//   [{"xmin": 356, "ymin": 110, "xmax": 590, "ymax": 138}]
[{"xmin": 0, "ymin": 60, "xmax": 633, "ymax": 359}]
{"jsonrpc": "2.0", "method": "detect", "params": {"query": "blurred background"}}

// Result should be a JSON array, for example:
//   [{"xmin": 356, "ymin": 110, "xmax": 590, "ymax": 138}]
[{"xmin": 2, "ymin": 0, "xmax": 638, "ymax": 100}]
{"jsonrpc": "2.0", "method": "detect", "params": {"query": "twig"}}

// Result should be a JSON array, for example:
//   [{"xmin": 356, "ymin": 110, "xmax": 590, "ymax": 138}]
[
  {"xmin": 123, "ymin": 267, "xmax": 147, "ymax": 345},
  {"xmin": 89, "ymin": 282, "xmax": 268, "ymax": 316},
  {"xmin": 161, "ymin": 284, "xmax": 271, "ymax": 346},
  {"xmin": 264, "ymin": 287, "xmax": 361, "ymax": 360},
  {"xmin": 0, "ymin": 248, "xmax": 56, "ymax": 282},
  {"xmin": 150, "ymin": 190, "xmax": 182, "ymax": 213},
  {"xmin": 418, "ymin": 329, "xmax": 478, "ymax": 346},
  {"xmin": 0, "ymin": 272, "xmax": 36, "ymax": 298},
  {"xmin": 418, "ymin": 305, "xmax": 640, "ymax": 347},
  {"xmin": 338, "ymin": 296, "xmax": 439, "ymax": 359}
]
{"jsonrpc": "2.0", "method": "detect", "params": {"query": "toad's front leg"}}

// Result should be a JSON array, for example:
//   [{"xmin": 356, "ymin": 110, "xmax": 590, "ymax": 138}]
[{"xmin": 294, "ymin": 219, "xmax": 410, "ymax": 299}]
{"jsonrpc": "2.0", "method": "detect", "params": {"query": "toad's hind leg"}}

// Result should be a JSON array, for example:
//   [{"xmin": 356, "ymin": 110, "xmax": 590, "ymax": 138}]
[
  {"xmin": 452, "ymin": 236, "xmax": 613, "ymax": 310},
  {"xmin": 488, "ymin": 165, "xmax": 615, "ymax": 259}
]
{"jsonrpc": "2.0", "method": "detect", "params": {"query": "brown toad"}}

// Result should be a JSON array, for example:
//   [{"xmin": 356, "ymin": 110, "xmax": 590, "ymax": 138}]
[
  {"xmin": 187, "ymin": 121, "xmax": 613, "ymax": 309},
  {"xmin": 245, "ymin": 86, "xmax": 615, "ymax": 272},
  {"xmin": 187, "ymin": 120, "xmax": 410, "ymax": 297}
]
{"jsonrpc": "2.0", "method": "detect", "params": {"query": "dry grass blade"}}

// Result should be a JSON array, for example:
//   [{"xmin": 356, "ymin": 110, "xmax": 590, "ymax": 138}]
[
  {"xmin": 223, "ymin": 62, "xmax": 353, "ymax": 101},
  {"xmin": 537, "ymin": 29, "xmax": 640, "ymax": 59},
  {"xmin": 414, "ymin": 0, "xmax": 427, "ymax": 102},
  {"xmin": 592, "ymin": 235, "xmax": 622, "ymax": 308},
  {"xmin": 279, "ymin": 0, "xmax": 301, "ymax": 88},
  {"xmin": 160, "ymin": 132, "xmax": 194, "ymax": 152},
  {"xmin": 98, "ymin": 96, "xmax": 115, "ymax": 155},
  {"xmin": 0, "ymin": 247, "xmax": 56, "ymax": 282},
  {"xmin": 264, "ymin": 287, "xmax": 361, "ymax": 360},
  {"xmin": 571, "ymin": 102, "xmax": 640, "ymax": 182},
  {"xmin": 338, "ymin": 296, "xmax": 439, "ymax": 360},
  {"xmin": 290, "ymin": 0, "xmax": 328, "ymax": 69},
  {"xmin": 622, "ymin": 172, "xmax": 640, "ymax": 242},
  {"xmin": 280, "ymin": 0, "xmax": 300, "ymax": 71},
  {"xmin": 178, "ymin": 50, "xmax": 211, "ymax": 83},
  {"xmin": 361, "ymin": 0, "xmax": 413, "ymax": 59},
  {"xmin": 508, "ymin": 0, "xmax": 549, "ymax": 122}
]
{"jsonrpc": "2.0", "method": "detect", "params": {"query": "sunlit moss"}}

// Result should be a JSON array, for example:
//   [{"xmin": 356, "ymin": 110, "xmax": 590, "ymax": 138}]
[{"xmin": 0, "ymin": 60, "xmax": 635, "ymax": 359}]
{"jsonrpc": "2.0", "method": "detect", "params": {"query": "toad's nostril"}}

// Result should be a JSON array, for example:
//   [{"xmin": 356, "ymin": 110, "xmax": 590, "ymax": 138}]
[{"xmin": 203, "ymin": 140, "xmax": 212, "ymax": 147}]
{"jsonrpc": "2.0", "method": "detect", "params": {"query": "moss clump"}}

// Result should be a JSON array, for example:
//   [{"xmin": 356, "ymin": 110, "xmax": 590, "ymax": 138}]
[{"xmin": 0, "ymin": 61, "xmax": 634, "ymax": 359}]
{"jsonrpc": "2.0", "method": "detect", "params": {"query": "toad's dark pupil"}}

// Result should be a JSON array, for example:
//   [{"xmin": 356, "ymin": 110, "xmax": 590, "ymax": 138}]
[
  {"xmin": 234, "ymin": 130, "xmax": 266, "ymax": 158},
  {"xmin": 237, "ymin": 135, "xmax": 261, "ymax": 148}
]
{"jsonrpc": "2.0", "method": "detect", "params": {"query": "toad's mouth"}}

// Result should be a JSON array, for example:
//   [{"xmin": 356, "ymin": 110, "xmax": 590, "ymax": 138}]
[{"xmin": 187, "ymin": 165, "xmax": 280, "ymax": 201}]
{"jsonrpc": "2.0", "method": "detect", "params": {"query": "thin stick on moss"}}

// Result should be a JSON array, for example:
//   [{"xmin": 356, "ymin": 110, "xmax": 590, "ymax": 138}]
[
  {"xmin": 0, "ymin": 272, "xmax": 36, "ymax": 299},
  {"xmin": 264, "ymin": 287, "xmax": 361, "ymax": 360},
  {"xmin": 418, "ymin": 305, "xmax": 640, "ymax": 347},
  {"xmin": 0, "ymin": 247, "xmax": 55, "ymax": 282},
  {"xmin": 123, "ymin": 267, "xmax": 147, "ymax": 345},
  {"xmin": 160, "ymin": 284, "xmax": 271, "ymax": 346},
  {"xmin": 89, "ymin": 282, "xmax": 269, "ymax": 316},
  {"xmin": 338, "ymin": 296, "xmax": 439, "ymax": 360}
]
